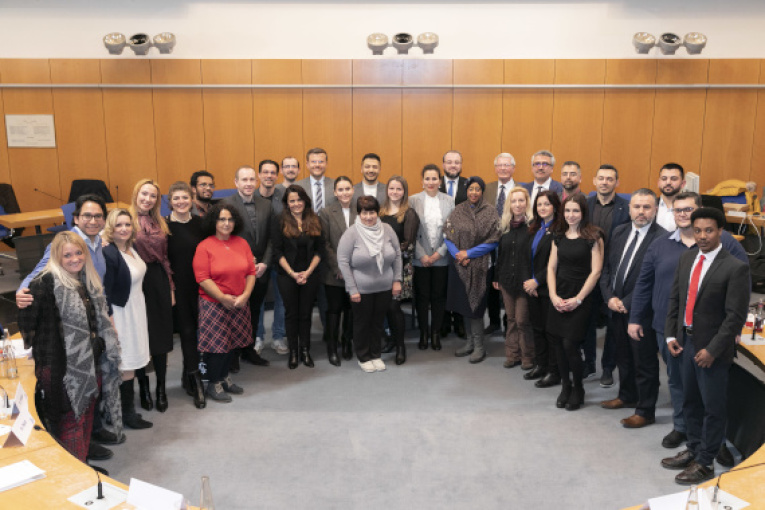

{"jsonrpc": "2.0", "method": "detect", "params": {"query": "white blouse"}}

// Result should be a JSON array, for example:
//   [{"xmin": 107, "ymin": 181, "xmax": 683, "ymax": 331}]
[{"xmin": 423, "ymin": 194, "xmax": 443, "ymax": 249}]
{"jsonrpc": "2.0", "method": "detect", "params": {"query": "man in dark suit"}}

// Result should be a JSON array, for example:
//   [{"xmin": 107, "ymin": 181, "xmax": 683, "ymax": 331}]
[
  {"xmin": 296, "ymin": 147, "xmax": 335, "ymax": 212},
  {"xmin": 439, "ymin": 150, "xmax": 468, "ymax": 205},
  {"xmin": 661, "ymin": 207, "xmax": 749, "ymax": 485},
  {"xmin": 598, "ymin": 189, "xmax": 667, "ymax": 428},
  {"xmin": 351, "ymin": 153, "xmax": 386, "ymax": 203},
  {"xmin": 223, "ymin": 164, "xmax": 273, "ymax": 367},
  {"xmin": 584, "ymin": 164, "xmax": 631, "ymax": 386},
  {"xmin": 521, "ymin": 150, "xmax": 564, "ymax": 203}
]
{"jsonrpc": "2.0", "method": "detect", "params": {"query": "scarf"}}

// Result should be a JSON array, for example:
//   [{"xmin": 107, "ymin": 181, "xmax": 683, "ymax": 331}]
[
  {"xmin": 354, "ymin": 216, "xmax": 385, "ymax": 274},
  {"xmin": 444, "ymin": 198, "xmax": 501, "ymax": 313},
  {"xmin": 53, "ymin": 275, "xmax": 123, "ymax": 437}
]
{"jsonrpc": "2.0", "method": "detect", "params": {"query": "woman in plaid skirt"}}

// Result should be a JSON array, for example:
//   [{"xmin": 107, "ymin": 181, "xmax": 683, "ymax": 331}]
[{"xmin": 193, "ymin": 203, "xmax": 257, "ymax": 403}]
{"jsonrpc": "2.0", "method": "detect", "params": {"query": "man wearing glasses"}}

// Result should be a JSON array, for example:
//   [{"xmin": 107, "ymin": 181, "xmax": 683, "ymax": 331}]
[
  {"xmin": 628, "ymin": 191, "xmax": 747, "ymax": 460},
  {"xmin": 522, "ymin": 150, "xmax": 563, "ymax": 202},
  {"xmin": 190, "ymin": 170, "xmax": 216, "ymax": 217},
  {"xmin": 277, "ymin": 157, "xmax": 301, "ymax": 191}
]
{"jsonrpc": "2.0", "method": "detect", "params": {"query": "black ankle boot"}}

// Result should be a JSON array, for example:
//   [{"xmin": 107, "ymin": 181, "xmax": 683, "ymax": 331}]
[
  {"xmin": 155, "ymin": 378, "xmax": 168, "ymax": 413},
  {"xmin": 288, "ymin": 349, "xmax": 299, "ymax": 369},
  {"xmin": 430, "ymin": 332, "xmax": 442, "ymax": 351},
  {"xmin": 556, "ymin": 381, "xmax": 572, "ymax": 409},
  {"xmin": 418, "ymin": 330, "xmax": 428, "ymax": 350},
  {"xmin": 326, "ymin": 313, "xmax": 341, "ymax": 367},
  {"xmin": 341, "ymin": 309, "xmax": 354, "ymax": 360},
  {"xmin": 395, "ymin": 343, "xmax": 407, "ymax": 365},
  {"xmin": 566, "ymin": 384, "xmax": 585, "ymax": 411},
  {"xmin": 188, "ymin": 370, "xmax": 206, "ymax": 409},
  {"xmin": 301, "ymin": 348, "xmax": 314, "ymax": 368},
  {"xmin": 120, "ymin": 380, "xmax": 153, "ymax": 429},
  {"xmin": 138, "ymin": 373, "xmax": 153, "ymax": 411},
  {"xmin": 382, "ymin": 334, "xmax": 396, "ymax": 354}
]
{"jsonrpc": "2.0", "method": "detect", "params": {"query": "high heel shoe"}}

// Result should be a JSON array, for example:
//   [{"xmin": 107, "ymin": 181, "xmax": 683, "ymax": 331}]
[
  {"xmin": 418, "ymin": 330, "xmax": 428, "ymax": 350},
  {"xmin": 556, "ymin": 381, "xmax": 572, "ymax": 409},
  {"xmin": 430, "ymin": 332, "xmax": 442, "ymax": 351},
  {"xmin": 138, "ymin": 373, "xmax": 153, "ymax": 411},
  {"xmin": 187, "ymin": 370, "xmax": 206, "ymax": 409},
  {"xmin": 288, "ymin": 349, "xmax": 299, "ymax": 369},
  {"xmin": 301, "ymin": 348, "xmax": 314, "ymax": 368},
  {"xmin": 395, "ymin": 343, "xmax": 407, "ymax": 365},
  {"xmin": 155, "ymin": 378, "xmax": 168, "ymax": 413}
]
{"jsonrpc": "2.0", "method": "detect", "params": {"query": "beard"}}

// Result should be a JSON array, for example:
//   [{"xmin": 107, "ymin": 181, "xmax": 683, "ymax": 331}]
[
  {"xmin": 663, "ymin": 186, "xmax": 682, "ymax": 198},
  {"xmin": 563, "ymin": 182, "xmax": 578, "ymax": 192}
]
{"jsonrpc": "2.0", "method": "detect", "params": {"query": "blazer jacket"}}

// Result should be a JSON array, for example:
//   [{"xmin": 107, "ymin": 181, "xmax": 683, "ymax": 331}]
[
  {"xmin": 255, "ymin": 186, "xmax": 285, "ymax": 216},
  {"xmin": 103, "ymin": 243, "xmax": 132, "ymax": 313},
  {"xmin": 352, "ymin": 182, "xmax": 386, "ymax": 203},
  {"xmin": 270, "ymin": 215, "xmax": 325, "ymax": 276},
  {"xmin": 223, "ymin": 192, "xmax": 272, "ymax": 269},
  {"xmin": 409, "ymin": 191, "xmax": 454, "ymax": 267},
  {"xmin": 527, "ymin": 227, "xmax": 555, "ymax": 297},
  {"xmin": 484, "ymin": 180, "xmax": 520, "ymax": 211},
  {"xmin": 439, "ymin": 176, "xmax": 468, "ymax": 205},
  {"xmin": 586, "ymin": 193, "xmax": 630, "ymax": 244},
  {"xmin": 319, "ymin": 202, "xmax": 357, "ymax": 287},
  {"xmin": 521, "ymin": 179, "xmax": 564, "ymax": 198},
  {"xmin": 599, "ymin": 221, "xmax": 667, "ymax": 319},
  {"xmin": 296, "ymin": 176, "xmax": 337, "ymax": 209},
  {"xmin": 665, "ymin": 247, "xmax": 750, "ymax": 364}
]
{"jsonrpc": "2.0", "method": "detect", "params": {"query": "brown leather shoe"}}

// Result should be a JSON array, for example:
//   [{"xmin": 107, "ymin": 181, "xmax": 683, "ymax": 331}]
[
  {"xmin": 675, "ymin": 461, "xmax": 714, "ymax": 485},
  {"xmin": 661, "ymin": 449, "xmax": 695, "ymax": 470},
  {"xmin": 600, "ymin": 398, "xmax": 637, "ymax": 410},
  {"xmin": 621, "ymin": 414, "xmax": 655, "ymax": 428}
]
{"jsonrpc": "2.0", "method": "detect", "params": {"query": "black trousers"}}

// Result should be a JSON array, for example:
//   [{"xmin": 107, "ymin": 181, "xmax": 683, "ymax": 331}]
[
  {"xmin": 325, "ymin": 284, "xmax": 351, "ymax": 314},
  {"xmin": 248, "ymin": 272, "xmax": 271, "ymax": 345},
  {"xmin": 414, "ymin": 266, "xmax": 448, "ymax": 332},
  {"xmin": 205, "ymin": 351, "xmax": 233, "ymax": 384},
  {"xmin": 277, "ymin": 271, "xmax": 321, "ymax": 350},
  {"xmin": 352, "ymin": 290, "xmax": 392, "ymax": 362},
  {"xmin": 486, "ymin": 266, "xmax": 502, "ymax": 325},
  {"xmin": 528, "ymin": 293, "xmax": 558, "ymax": 375},
  {"xmin": 611, "ymin": 313, "xmax": 660, "ymax": 418},
  {"xmin": 173, "ymin": 291, "xmax": 199, "ymax": 373}
]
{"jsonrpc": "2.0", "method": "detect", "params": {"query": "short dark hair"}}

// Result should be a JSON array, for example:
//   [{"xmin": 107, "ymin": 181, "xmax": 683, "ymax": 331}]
[
  {"xmin": 201, "ymin": 203, "xmax": 244, "ymax": 237},
  {"xmin": 306, "ymin": 147, "xmax": 327, "ymax": 161},
  {"xmin": 674, "ymin": 191, "xmax": 701, "ymax": 206},
  {"xmin": 362, "ymin": 153, "xmax": 380, "ymax": 164},
  {"xmin": 421, "ymin": 164, "xmax": 442, "ymax": 179},
  {"xmin": 690, "ymin": 207, "xmax": 725, "ymax": 229},
  {"xmin": 562, "ymin": 161, "xmax": 581, "ymax": 170},
  {"xmin": 660, "ymin": 163, "xmax": 685, "ymax": 179},
  {"xmin": 259, "ymin": 159, "xmax": 280, "ymax": 173},
  {"xmin": 356, "ymin": 196, "xmax": 380, "ymax": 214},
  {"xmin": 598, "ymin": 164, "xmax": 619, "ymax": 180},
  {"xmin": 74, "ymin": 194, "xmax": 107, "ymax": 218},
  {"xmin": 334, "ymin": 176, "xmax": 353, "ymax": 190},
  {"xmin": 190, "ymin": 170, "xmax": 214, "ymax": 187},
  {"xmin": 632, "ymin": 188, "xmax": 658, "ymax": 203}
]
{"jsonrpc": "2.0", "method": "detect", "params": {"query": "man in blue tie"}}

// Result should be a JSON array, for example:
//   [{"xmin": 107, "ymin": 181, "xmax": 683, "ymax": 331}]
[{"xmin": 439, "ymin": 150, "xmax": 468, "ymax": 205}]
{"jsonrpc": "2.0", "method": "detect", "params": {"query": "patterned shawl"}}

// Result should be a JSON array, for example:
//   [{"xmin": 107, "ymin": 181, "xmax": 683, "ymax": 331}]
[{"xmin": 444, "ymin": 198, "xmax": 501, "ymax": 313}]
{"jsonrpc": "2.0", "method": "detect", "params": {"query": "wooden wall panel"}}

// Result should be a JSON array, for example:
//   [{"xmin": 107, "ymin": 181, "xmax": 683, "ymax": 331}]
[
  {"xmin": 49, "ymin": 59, "xmax": 109, "ymax": 200},
  {"xmin": 402, "ymin": 60, "xmax": 453, "ymax": 187},
  {"xmin": 452, "ymin": 60, "xmax": 503, "ymax": 183},
  {"xmin": 552, "ymin": 59, "xmax": 606, "ymax": 184},
  {"xmin": 650, "ymin": 60, "xmax": 709, "ymax": 186},
  {"xmin": 700, "ymin": 60, "xmax": 760, "ymax": 186},
  {"xmin": 252, "ymin": 60, "xmax": 304, "ymax": 170},
  {"xmin": 0, "ymin": 73, "xmax": 10, "ymax": 184},
  {"xmin": 600, "ymin": 59, "xmax": 657, "ymax": 194},
  {"xmin": 352, "ymin": 60, "xmax": 403, "ymax": 183},
  {"xmin": 0, "ymin": 59, "xmax": 61, "ymax": 212},
  {"xmin": 101, "ymin": 60, "xmax": 157, "ymax": 203},
  {"xmin": 302, "ymin": 60, "xmax": 352, "ymax": 179},
  {"xmin": 201, "ymin": 60, "xmax": 253, "ymax": 186},
  {"xmin": 751, "ymin": 60, "xmax": 765, "ymax": 189},
  {"xmin": 503, "ymin": 60, "xmax": 555, "ymax": 184},
  {"xmin": 152, "ymin": 60, "xmax": 206, "ymax": 190}
]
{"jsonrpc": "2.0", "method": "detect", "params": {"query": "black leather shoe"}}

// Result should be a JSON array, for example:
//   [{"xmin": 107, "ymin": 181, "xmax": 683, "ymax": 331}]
[
  {"xmin": 301, "ymin": 348, "xmax": 314, "ymax": 368},
  {"xmin": 524, "ymin": 365, "xmax": 546, "ymax": 380},
  {"xmin": 288, "ymin": 349, "xmax": 299, "ymax": 369},
  {"xmin": 662, "ymin": 429, "xmax": 687, "ymax": 449},
  {"xmin": 600, "ymin": 368, "xmax": 614, "ymax": 388},
  {"xmin": 395, "ymin": 344, "xmax": 407, "ymax": 365},
  {"xmin": 138, "ymin": 374, "xmax": 153, "ymax": 411},
  {"xmin": 418, "ymin": 331, "xmax": 428, "ymax": 350},
  {"xmin": 91, "ymin": 428, "xmax": 126, "ymax": 445},
  {"xmin": 87, "ymin": 443, "xmax": 113, "ymax": 461},
  {"xmin": 328, "ymin": 348, "xmax": 341, "ymax": 367},
  {"xmin": 188, "ymin": 370, "xmax": 206, "ymax": 409},
  {"xmin": 556, "ymin": 383, "xmax": 571, "ymax": 409},
  {"xmin": 124, "ymin": 412, "xmax": 153, "ymax": 429},
  {"xmin": 565, "ymin": 385, "xmax": 584, "ymax": 411},
  {"xmin": 155, "ymin": 381, "xmax": 168, "ymax": 413},
  {"xmin": 716, "ymin": 443, "xmax": 734, "ymax": 467},
  {"xmin": 661, "ymin": 449, "xmax": 695, "ymax": 470},
  {"xmin": 242, "ymin": 346, "xmax": 270, "ymax": 366},
  {"xmin": 430, "ymin": 333, "xmax": 442, "ymax": 351},
  {"xmin": 536, "ymin": 373, "xmax": 561, "ymax": 388},
  {"xmin": 381, "ymin": 335, "xmax": 396, "ymax": 354},
  {"xmin": 675, "ymin": 461, "xmax": 714, "ymax": 485}
]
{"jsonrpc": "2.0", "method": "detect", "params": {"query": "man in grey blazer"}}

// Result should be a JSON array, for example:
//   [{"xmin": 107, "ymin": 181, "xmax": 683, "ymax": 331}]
[
  {"xmin": 352, "ymin": 152, "xmax": 387, "ymax": 203},
  {"xmin": 223, "ymin": 165, "xmax": 273, "ymax": 367},
  {"xmin": 521, "ymin": 150, "xmax": 564, "ymax": 203},
  {"xmin": 296, "ymin": 147, "xmax": 336, "ymax": 213}
]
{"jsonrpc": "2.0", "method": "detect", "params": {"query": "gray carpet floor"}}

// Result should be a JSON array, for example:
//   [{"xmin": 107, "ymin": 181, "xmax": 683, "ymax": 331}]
[{"xmin": 94, "ymin": 315, "xmax": 741, "ymax": 510}]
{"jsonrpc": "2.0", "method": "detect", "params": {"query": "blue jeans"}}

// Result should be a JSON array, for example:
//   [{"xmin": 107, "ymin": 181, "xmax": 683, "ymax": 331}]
[
  {"xmin": 257, "ymin": 268, "xmax": 285, "ymax": 340},
  {"xmin": 656, "ymin": 330, "xmax": 685, "ymax": 434}
]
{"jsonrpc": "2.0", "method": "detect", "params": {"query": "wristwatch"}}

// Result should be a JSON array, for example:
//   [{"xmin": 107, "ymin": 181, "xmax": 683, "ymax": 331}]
[{"xmin": 576, "ymin": 298, "xmax": 582, "ymax": 306}]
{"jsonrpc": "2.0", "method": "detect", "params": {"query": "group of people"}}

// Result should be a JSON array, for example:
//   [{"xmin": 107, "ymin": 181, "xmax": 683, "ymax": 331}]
[{"xmin": 16, "ymin": 147, "xmax": 750, "ymax": 487}]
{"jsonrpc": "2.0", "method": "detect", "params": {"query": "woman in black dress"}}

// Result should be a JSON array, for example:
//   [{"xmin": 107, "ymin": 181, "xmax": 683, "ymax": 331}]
[
  {"xmin": 166, "ymin": 181, "xmax": 205, "ymax": 409},
  {"xmin": 547, "ymin": 193, "xmax": 603, "ymax": 411},
  {"xmin": 379, "ymin": 175, "xmax": 419, "ymax": 365}
]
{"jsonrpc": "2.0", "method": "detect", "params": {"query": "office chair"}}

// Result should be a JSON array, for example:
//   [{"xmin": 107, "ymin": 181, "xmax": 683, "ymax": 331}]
[{"xmin": 67, "ymin": 179, "xmax": 114, "ymax": 204}]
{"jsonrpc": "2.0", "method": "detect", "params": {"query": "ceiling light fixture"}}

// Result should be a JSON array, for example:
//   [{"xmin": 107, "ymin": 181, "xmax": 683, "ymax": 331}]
[
  {"xmin": 416, "ymin": 32, "xmax": 439, "ymax": 54},
  {"xmin": 632, "ymin": 32, "xmax": 656, "ymax": 54},
  {"xmin": 658, "ymin": 32, "xmax": 682, "ymax": 55},
  {"xmin": 103, "ymin": 33, "xmax": 127, "ymax": 55},
  {"xmin": 367, "ymin": 33, "xmax": 389, "ymax": 55},
  {"xmin": 683, "ymin": 32, "xmax": 707, "ymax": 55},
  {"xmin": 392, "ymin": 33, "xmax": 414, "ymax": 55},
  {"xmin": 153, "ymin": 32, "xmax": 176, "ymax": 54},
  {"xmin": 127, "ymin": 33, "xmax": 152, "ymax": 55}
]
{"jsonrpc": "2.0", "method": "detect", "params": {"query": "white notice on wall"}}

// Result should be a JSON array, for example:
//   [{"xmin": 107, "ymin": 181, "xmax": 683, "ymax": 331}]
[{"xmin": 5, "ymin": 114, "xmax": 56, "ymax": 148}]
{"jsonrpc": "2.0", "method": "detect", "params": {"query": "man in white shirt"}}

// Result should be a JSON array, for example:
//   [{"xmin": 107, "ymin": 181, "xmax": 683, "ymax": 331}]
[
  {"xmin": 439, "ymin": 150, "xmax": 468, "ymax": 204},
  {"xmin": 655, "ymin": 163, "xmax": 686, "ymax": 232},
  {"xmin": 352, "ymin": 153, "xmax": 386, "ymax": 203},
  {"xmin": 522, "ymin": 150, "xmax": 564, "ymax": 203},
  {"xmin": 296, "ymin": 148, "xmax": 336, "ymax": 212}
]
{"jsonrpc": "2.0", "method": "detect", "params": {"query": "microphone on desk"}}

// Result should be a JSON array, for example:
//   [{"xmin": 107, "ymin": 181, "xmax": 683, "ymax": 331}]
[
  {"xmin": 96, "ymin": 469, "xmax": 104, "ymax": 500},
  {"xmin": 32, "ymin": 188, "xmax": 65, "ymax": 204}
]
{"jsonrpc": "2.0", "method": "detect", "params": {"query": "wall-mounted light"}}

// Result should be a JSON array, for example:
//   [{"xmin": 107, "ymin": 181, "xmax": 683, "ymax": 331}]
[
  {"xmin": 103, "ymin": 33, "xmax": 127, "ymax": 55},
  {"xmin": 684, "ymin": 32, "xmax": 707, "ymax": 55},
  {"xmin": 633, "ymin": 31, "xmax": 706, "ymax": 55},
  {"xmin": 367, "ymin": 32, "xmax": 439, "ymax": 55},
  {"xmin": 367, "ymin": 33, "xmax": 389, "ymax": 55},
  {"xmin": 392, "ymin": 33, "xmax": 414, "ymax": 55},
  {"xmin": 417, "ymin": 32, "xmax": 439, "ymax": 54},
  {"xmin": 103, "ymin": 32, "xmax": 177, "ymax": 55},
  {"xmin": 632, "ymin": 32, "xmax": 655, "ymax": 54},
  {"xmin": 657, "ymin": 32, "xmax": 682, "ymax": 55},
  {"xmin": 153, "ymin": 32, "xmax": 176, "ymax": 54}
]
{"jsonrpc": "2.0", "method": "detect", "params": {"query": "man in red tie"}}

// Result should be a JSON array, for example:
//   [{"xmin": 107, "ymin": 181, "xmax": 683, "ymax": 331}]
[{"xmin": 661, "ymin": 207, "xmax": 749, "ymax": 485}]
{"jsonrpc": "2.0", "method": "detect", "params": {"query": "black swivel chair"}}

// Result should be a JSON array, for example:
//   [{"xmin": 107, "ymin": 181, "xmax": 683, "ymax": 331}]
[{"xmin": 67, "ymin": 179, "xmax": 114, "ymax": 204}]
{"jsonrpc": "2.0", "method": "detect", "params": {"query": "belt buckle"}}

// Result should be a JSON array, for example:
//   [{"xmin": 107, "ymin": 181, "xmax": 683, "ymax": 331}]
[{"xmin": 685, "ymin": 326, "xmax": 693, "ymax": 336}]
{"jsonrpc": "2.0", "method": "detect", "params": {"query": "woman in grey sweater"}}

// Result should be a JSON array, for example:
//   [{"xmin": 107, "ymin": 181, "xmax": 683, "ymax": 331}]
[{"xmin": 337, "ymin": 196, "xmax": 403, "ymax": 373}]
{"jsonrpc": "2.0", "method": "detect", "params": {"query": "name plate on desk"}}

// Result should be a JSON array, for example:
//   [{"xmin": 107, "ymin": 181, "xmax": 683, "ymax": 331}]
[
  {"xmin": 3, "ymin": 409, "xmax": 34, "ymax": 447},
  {"xmin": 127, "ymin": 478, "xmax": 187, "ymax": 510},
  {"xmin": 11, "ymin": 381, "xmax": 29, "ymax": 417}
]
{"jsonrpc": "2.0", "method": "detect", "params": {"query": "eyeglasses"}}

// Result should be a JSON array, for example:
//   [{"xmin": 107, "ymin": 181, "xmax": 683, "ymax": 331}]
[
  {"xmin": 674, "ymin": 207, "xmax": 696, "ymax": 214},
  {"xmin": 532, "ymin": 162, "xmax": 552, "ymax": 168},
  {"xmin": 197, "ymin": 183, "xmax": 215, "ymax": 189},
  {"xmin": 217, "ymin": 217, "xmax": 235, "ymax": 223},
  {"xmin": 79, "ymin": 213, "xmax": 104, "ymax": 221}
]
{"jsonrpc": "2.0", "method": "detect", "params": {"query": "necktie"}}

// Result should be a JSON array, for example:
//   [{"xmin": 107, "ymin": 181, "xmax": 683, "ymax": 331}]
[
  {"xmin": 315, "ymin": 181, "xmax": 323, "ymax": 212},
  {"xmin": 497, "ymin": 185, "xmax": 505, "ymax": 217},
  {"xmin": 613, "ymin": 230, "xmax": 640, "ymax": 297},
  {"xmin": 685, "ymin": 255, "xmax": 705, "ymax": 326},
  {"xmin": 448, "ymin": 180, "xmax": 454, "ymax": 197}
]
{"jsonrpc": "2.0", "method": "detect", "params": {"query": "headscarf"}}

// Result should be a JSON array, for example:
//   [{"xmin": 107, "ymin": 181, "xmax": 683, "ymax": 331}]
[
  {"xmin": 465, "ymin": 176, "xmax": 486, "ymax": 193},
  {"xmin": 354, "ymin": 215, "xmax": 385, "ymax": 274}
]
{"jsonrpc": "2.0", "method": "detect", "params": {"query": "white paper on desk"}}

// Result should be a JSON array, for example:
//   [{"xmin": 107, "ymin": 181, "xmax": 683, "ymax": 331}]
[
  {"xmin": 704, "ymin": 487, "xmax": 750, "ymax": 510},
  {"xmin": 649, "ymin": 487, "xmax": 750, "ymax": 510},
  {"xmin": 127, "ymin": 478, "xmax": 187, "ymax": 510},
  {"xmin": 0, "ymin": 459, "xmax": 45, "ymax": 492},
  {"xmin": 8, "ymin": 338, "xmax": 32, "ymax": 359},
  {"xmin": 68, "ymin": 482, "xmax": 128, "ymax": 509},
  {"xmin": 0, "ymin": 424, "xmax": 10, "ymax": 436},
  {"xmin": 740, "ymin": 333, "xmax": 765, "ymax": 346}
]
